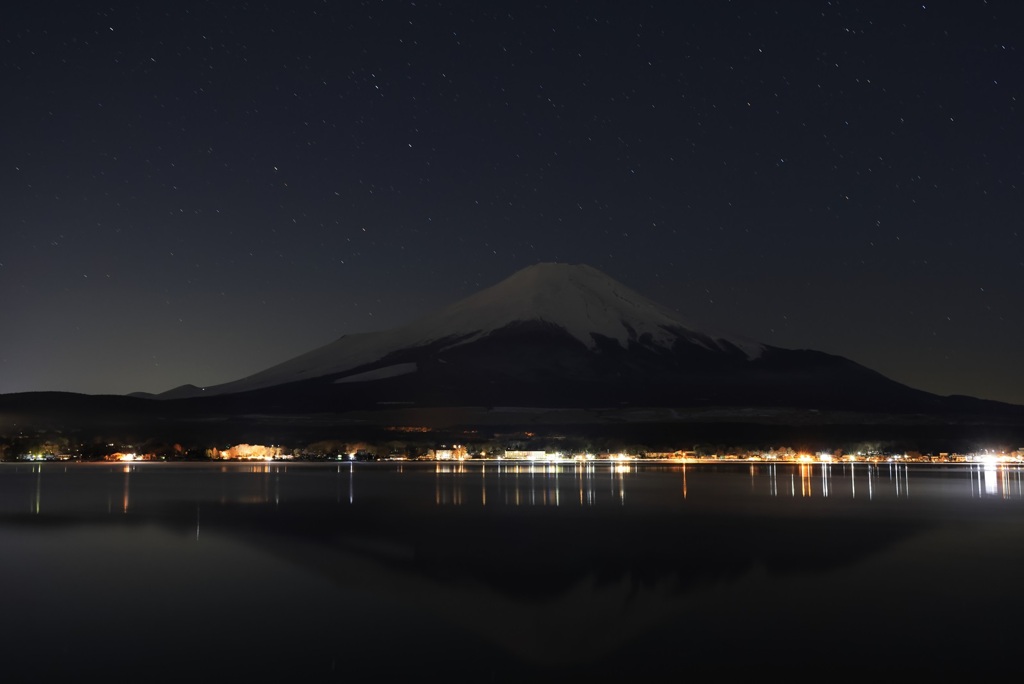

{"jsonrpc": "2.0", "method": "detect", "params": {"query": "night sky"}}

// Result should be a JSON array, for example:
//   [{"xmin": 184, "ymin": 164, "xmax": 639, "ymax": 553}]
[{"xmin": 3, "ymin": 1, "xmax": 1022, "ymax": 406}]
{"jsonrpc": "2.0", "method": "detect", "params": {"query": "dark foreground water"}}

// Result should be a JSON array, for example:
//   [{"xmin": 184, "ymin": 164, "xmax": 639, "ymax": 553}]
[{"xmin": 2, "ymin": 460, "xmax": 1024, "ymax": 680}]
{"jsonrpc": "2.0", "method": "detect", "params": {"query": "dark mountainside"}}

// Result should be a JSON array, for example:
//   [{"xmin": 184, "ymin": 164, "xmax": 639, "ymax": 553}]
[{"xmin": 2, "ymin": 263, "xmax": 1023, "ymax": 451}]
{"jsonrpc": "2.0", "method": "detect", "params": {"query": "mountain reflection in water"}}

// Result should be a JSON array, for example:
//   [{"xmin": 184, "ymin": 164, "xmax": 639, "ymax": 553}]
[{"xmin": 2, "ymin": 461, "xmax": 1023, "ymax": 680}]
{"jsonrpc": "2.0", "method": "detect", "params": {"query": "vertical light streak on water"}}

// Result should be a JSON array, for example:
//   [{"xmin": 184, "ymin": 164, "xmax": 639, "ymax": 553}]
[
  {"xmin": 554, "ymin": 464, "xmax": 560, "ymax": 507},
  {"xmin": 821, "ymin": 463, "xmax": 830, "ymax": 498},
  {"xmin": 682, "ymin": 464, "xmax": 688, "ymax": 499},
  {"xmin": 750, "ymin": 464, "xmax": 756, "ymax": 493},
  {"xmin": 448, "ymin": 462, "xmax": 460, "ymax": 505},
  {"xmin": 984, "ymin": 463, "xmax": 999, "ymax": 497},
  {"xmin": 532, "ymin": 464, "xmax": 540, "ymax": 507},
  {"xmin": 122, "ymin": 465, "xmax": 131, "ymax": 513},
  {"xmin": 195, "ymin": 503, "xmax": 200, "ymax": 541},
  {"xmin": 503, "ymin": 463, "xmax": 510, "ymax": 505},
  {"xmin": 890, "ymin": 463, "xmax": 901, "ymax": 497},
  {"xmin": 800, "ymin": 464, "xmax": 812, "ymax": 497},
  {"xmin": 790, "ymin": 472, "xmax": 796, "ymax": 497},
  {"xmin": 455, "ymin": 465, "xmax": 463, "ymax": 506},
  {"xmin": 577, "ymin": 462, "xmax": 584, "ymax": 506},
  {"xmin": 619, "ymin": 466, "xmax": 626, "ymax": 506},
  {"xmin": 435, "ymin": 463, "xmax": 448, "ymax": 505},
  {"xmin": 274, "ymin": 466, "xmax": 281, "ymax": 507},
  {"xmin": 515, "ymin": 466, "xmax": 521, "ymax": 507},
  {"xmin": 850, "ymin": 463, "xmax": 857, "ymax": 499},
  {"xmin": 591, "ymin": 463, "xmax": 597, "ymax": 505},
  {"xmin": 867, "ymin": 465, "xmax": 873, "ymax": 500},
  {"xmin": 444, "ymin": 462, "xmax": 459, "ymax": 506},
  {"xmin": 541, "ymin": 465, "xmax": 549, "ymax": 506},
  {"xmin": 481, "ymin": 461, "xmax": 487, "ymax": 506},
  {"xmin": 768, "ymin": 463, "xmax": 776, "ymax": 497},
  {"xmin": 349, "ymin": 462, "xmax": 354, "ymax": 504},
  {"xmin": 504, "ymin": 465, "xmax": 511, "ymax": 506},
  {"xmin": 585, "ymin": 463, "xmax": 594, "ymax": 506},
  {"xmin": 32, "ymin": 463, "xmax": 41, "ymax": 514}
]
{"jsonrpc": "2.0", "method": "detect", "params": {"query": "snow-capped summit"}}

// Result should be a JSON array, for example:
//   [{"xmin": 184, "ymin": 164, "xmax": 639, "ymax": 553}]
[{"xmin": 407, "ymin": 262, "xmax": 764, "ymax": 358}]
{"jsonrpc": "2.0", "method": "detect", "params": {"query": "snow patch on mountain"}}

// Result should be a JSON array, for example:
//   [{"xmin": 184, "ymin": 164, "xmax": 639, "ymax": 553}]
[{"xmin": 334, "ymin": 362, "xmax": 418, "ymax": 384}]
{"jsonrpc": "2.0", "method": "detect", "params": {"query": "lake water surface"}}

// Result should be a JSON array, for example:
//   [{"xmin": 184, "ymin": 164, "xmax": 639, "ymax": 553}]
[{"xmin": 2, "ymin": 460, "xmax": 1023, "ymax": 680}]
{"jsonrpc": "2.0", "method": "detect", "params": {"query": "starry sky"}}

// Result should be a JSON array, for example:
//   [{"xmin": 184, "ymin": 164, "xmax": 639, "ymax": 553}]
[{"xmin": 3, "ymin": 1, "xmax": 1023, "ymax": 405}]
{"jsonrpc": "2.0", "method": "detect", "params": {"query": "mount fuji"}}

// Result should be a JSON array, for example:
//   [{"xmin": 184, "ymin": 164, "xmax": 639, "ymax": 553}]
[
  {"xmin": 5, "ymin": 262, "xmax": 1023, "ymax": 446},
  {"xmin": 142, "ymin": 262, "xmax": 999, "ymax": 417}
]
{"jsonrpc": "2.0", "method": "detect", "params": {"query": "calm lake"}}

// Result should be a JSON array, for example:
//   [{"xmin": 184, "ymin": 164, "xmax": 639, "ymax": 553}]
[{"xmin": 2, "ymin": 460, "xmax": 1023, "ymax": 680}]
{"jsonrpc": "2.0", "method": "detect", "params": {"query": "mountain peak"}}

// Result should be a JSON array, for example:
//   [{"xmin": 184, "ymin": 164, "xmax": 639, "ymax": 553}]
[{"xmin": 412, "ymin": 261, "xmax": 763, "ymax": 357}]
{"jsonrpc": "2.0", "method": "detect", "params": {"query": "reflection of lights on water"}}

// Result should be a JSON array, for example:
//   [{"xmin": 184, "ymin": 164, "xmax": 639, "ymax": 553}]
[
  {"xmin": 984, "ymin": 461, "xmax": 999, "ymax": 496},
  {"xmin": 889, "ymin": 463, "xmax": 909, "ymax": 497},
  {"xmin": 422, "ymin": 460, "xmax": 631, "ymax": 507},
  {"xmin": 970, "ymin": 462, "xmax": 1024, "ymax": 499},
  {"xmin": 613, "ymin": 465, "xmax": 626, "ymax": 505},
  {"xmin": 800, "ymin": 464, "xmax": 813, "ymax": 497},
  {"xmin": 756, "ymin": 461, "xmax": 1024, "ymax": 501},
  {"xmin": 582, "ymin": 462, "xmax": 596, "ymax": 506},
  {"xmin": 15, "ymin": 461, "xmax": 1024, "ymax": 522},
  {"xmin": 123, "ymin": 465, "xmax": 131, "ymax": 513},
  {"xmin": 33, "ymin": 463, "xmax": 42, "ymax": 515},
  {"xmin": 760, "ymin": 462, "xmax": 903, "ymax": 500}
]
